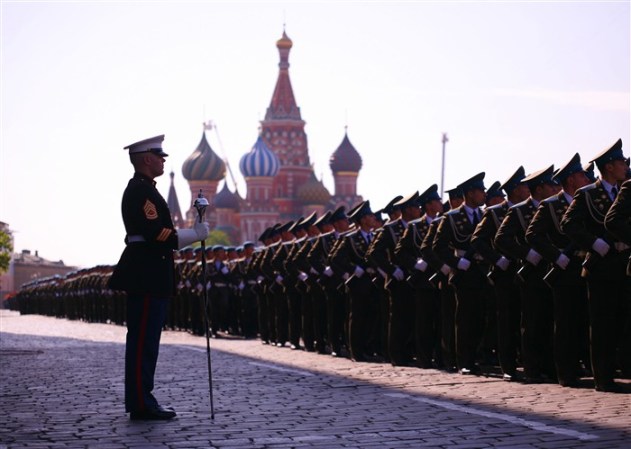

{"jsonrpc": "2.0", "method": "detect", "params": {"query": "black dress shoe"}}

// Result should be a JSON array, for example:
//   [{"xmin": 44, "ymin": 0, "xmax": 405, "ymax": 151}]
[
  {"xmin": 595, "ymin": 382, "xmax": 626, "ymax": 393},
  {"xmin": 130, "ymin": 406, "xmax": 177, "ymax": 421}
]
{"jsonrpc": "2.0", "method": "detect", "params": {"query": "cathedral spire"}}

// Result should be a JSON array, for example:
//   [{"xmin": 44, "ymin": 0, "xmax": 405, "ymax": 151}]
[
  {"xmin": 167, "ymin": 170, "xmax": 184, "ymax": 228},
  {"xmin": 265, "ymin": 30, "xmax": 301, "ymax": 121}
]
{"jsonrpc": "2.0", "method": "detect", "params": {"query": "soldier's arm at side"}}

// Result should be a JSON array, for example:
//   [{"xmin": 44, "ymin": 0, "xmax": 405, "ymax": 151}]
[
  {"xmin": 560, "ymin": 190, "xmax": 598, "ymax": 249},
  {"xmin": 604, "ymin": 180, "xmax": 631, "ymax": 245},
  {"xmin": 494, "ymin": 208, "xmax": 529, "ymax": 260},
  {"xmin": 470, "ymin": 211, "xmax": 502, "ymax": 264},
  {"xmin": 525, "ymin": 203, "xmax": 562, "ymax": 263}
]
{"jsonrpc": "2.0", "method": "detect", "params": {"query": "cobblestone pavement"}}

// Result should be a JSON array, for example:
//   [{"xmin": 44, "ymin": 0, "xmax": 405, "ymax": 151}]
[{"xmin": 1, "ymin": 310, "xmax": 629, "ymax": 449}]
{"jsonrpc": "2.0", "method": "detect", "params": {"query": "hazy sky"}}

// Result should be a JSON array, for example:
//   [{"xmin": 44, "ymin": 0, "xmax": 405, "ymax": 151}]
[{"xmin": 1, "ymin": 1, "xmax": 629, "ymax": 269}]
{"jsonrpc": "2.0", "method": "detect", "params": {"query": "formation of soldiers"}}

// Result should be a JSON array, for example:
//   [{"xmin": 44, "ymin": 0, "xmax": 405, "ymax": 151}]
[{"xmin": 9, "ymin": 138, "xmax": 631, "ymax": 393}]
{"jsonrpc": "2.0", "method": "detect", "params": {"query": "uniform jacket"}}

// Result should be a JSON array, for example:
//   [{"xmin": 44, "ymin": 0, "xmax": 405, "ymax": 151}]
[
  {"xmin": 561, "ymin": 179, "xmax": 629, "ymax": 279},
  {"xmin": 525, "ymin": 191, "xmax": 573, "ymax": 263},
  {"xmin": 471, "ymin": 201, "xmax": 510, "ymax": 265},
  {"xmin": 109, "ymin": 173, "xmax": 177, "ymax": 296},
  {"xmin": 366, "ymin": 218, "xmax": 406, "ymax": 277},
  {"xmin": 494, "ymin": 198, "xmax": 538, "ymax": 262},
  {"xmin": 605, "ymin": 178, "xmax": 631, "ymax": 245}
]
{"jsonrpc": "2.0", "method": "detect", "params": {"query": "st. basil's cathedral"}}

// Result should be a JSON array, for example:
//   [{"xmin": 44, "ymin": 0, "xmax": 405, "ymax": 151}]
[{"xmin": 167, "ymin": 30, "xmax": 364, "ymax": 244}]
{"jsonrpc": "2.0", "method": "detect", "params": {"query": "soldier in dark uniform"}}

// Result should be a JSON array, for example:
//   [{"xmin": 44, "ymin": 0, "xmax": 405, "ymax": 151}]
[
  {"xmin": 207, "ymin": 245, "xmax": 233, "ymax": 335},
  {"xmin": 433, "ymin": 173, "xmax": 487, "ymax": 375},
  {"xmin": 525, "ymin": 154, "xmax": 591, "ymax": 387},
  {"xmin": 424, "ymin": 187, "xmax": 464, "ymax": 371},
  {"xmin": 310, "ymin": 207, "xmax": 351, "ymax": 356},
  {"xmin": 368, "ymin": 192, "xmax": 422, "ymax": 366},
  {"xmin": 605, "ymin": 174, "xmax": 631, "ymax": 378},
  {"xmin": 329, "ymin": 201, "xmax": 378, "ymax": 362},
  {"xmin": 235, "ymin": 242, "xmax": 259, "ymax": 338},
  {"xmin": 269, "ymin": 221, "xmax": 296, "ymax": 347},
  {"xmin": 471, "ymin": 166, "xmax": 529, "ymax": 381},
  {"xmin": 109, "ymin": 135, "xmax": 209, "ymax": 420},
  {"xmin": 286, "ymin": 212, "xmax": 320, "ymax": 352},
  {"xmin": 394, "ymin": 184, "xmax": 443, "ymax": 368},
  {"xmin": 495, "ymin": 165, "xmax": 558, "ymax": 383},
  {"xmin": 561, "ymin": 139, "xmax": 630, "ymax": 392},
  {"xmin": 251, "ymin": 226, "xmax": 276, "ymax": 344}
]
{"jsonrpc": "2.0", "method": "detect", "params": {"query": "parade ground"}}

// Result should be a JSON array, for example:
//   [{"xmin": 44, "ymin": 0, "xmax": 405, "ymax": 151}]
[{"xmin": 1, "ymin": 310, "xmax": 629, "ymax": 449}]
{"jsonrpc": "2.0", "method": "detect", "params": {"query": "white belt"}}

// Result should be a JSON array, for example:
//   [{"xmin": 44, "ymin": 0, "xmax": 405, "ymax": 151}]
[
  {"xmin": 127, "ymin": 235, "xmax": 145, "ymax": 243},
  {"xmin": 214, "ymin": 283, "xmax": 227, "ymax": 287}
]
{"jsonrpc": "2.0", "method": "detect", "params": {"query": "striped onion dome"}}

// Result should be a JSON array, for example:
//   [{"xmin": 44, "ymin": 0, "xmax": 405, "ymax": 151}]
[
  {"xmin": 239, "ymin": 136, "xmax": 280, "ymax": 177},
  {"xmin": 329, "ymin": 132, "xmax": 363, "ymax": 173},
  {"xmin": 214, "ymin": 182, "xmax": 240, "ymax": 210},
  {"xmin": 182, "ymin": 132, "xmax": 226, "ymax": 181},
  {"xmin": 297, "ymin": 171, "xmax": 331, "ymax": 205}
]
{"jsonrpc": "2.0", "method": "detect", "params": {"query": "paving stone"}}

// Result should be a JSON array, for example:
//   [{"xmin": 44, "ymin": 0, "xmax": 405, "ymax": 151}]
[{"xmin": 1, "ymin": 310, "xmax": 630, "ymax": 449}]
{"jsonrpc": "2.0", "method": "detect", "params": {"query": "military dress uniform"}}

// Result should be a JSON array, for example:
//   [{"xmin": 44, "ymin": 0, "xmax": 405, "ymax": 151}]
[
  {"xmin": 470, "ymin": 167, "xmax": 526, "ymax": 379},
  {"xmin": 308, "ymin": 207, "xmax": 349, "ymax": 356},
  {"xmin": 366, "ymin": 195, "xmax": 414, "ymax": 366},
  {"xmin": 433, "ymin": 173, "xmax": 488, "ymax": 374},
  {"xmin": 495, "ymin": 166, "xmax": 558, "ymax": 383},
  {"xmin": 525, "ymin": 154, "xmax": 591, "ymax": 387},
  {"xmin": 109, "ymin": 136, "xmax": 179, "ymax": 419},
  {"xmin": 394, "ymin": 186, "xmax": 442, "ymax": 368},
  {"xmin": 330, "ymin": 201, "xmax": 378, "ymax": 361},
  {"xmin": 561, "ymin": 140, "xmax": 631, "ymax": 391}
]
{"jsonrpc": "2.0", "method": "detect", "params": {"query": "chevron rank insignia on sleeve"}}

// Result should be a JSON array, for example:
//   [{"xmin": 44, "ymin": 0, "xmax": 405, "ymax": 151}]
[{"xmin": 143, "ymin": 199, "xmax": 158, "ymax": 220}]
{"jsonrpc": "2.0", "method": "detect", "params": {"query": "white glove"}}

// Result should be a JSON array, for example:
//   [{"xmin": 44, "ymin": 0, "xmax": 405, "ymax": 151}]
[
  {"xmin": 440, "ymin": 264, "xmax": 451, "ymax": 276},
  {"xmin": 221, "ymin": 266, "xmax": 229, "ymax": 275},
  {"xmin": 206, "ymin": 281, "xmax": 212, "ymax": 290},
  {"xmin": 256, "ymin": 275, "xmax": 264, "ymax": 283},
  {"xmin": 555, "ymin": 253, "xmax": 570, "ymax": 270},
  {"xmin": 310, "ymin": 267, "xmax": 320, "ymax": 275},
  {"xmin": 495, "ymin": 256, "xmax": 510, "ymax": 271},
  {"xmin": 323, "ymin": 266, "xmax": 334, "ymax": 277},
  {"xmin": 194, "ymin": 221, "xmax": 210, "ymax": 240},
  {"xmin": 591, "ymin": 238, "xmax": 610, "ymax": 257},
  {"xmin": 298, "ymin": 272, "xmax": 309, "ymax": 281},
  {"xmin": 238, "ymin": 281, "xmax": 245, "ymax": 290},
  {"xmin": 177, "ymin": 229, "xmax": 198, "ymax": 249},
  {"xmin": 176, "ymin": 222, "xmax": 210, "ymax": 249},
  {"xmin": 196, "ymin": 283, "xmax": 203, "ymax": 292},
  {"xmin": 354, "ymin": 265, "xmax": 365, "ymax": 278},
  {"xmin": 392, "ymin": 267, "xmax": 405, "ymax": 281},
  {"xmin": 525, "ymin": 249, "xmax": 543, "ymax": 266},
  {"xmin": 275, "ymin": 275, "xmax": 284, "ymax": 285},
  {"xmin": 457, "ymin": 258, "xmax": 471, "ymax": 271},
  {"xmin": 342, "ymin": 272, "xmax": 350, "ymax": 281},
  {"xmin": 414, "ymin": 258, "xmax": 428, "ymax": 272}
]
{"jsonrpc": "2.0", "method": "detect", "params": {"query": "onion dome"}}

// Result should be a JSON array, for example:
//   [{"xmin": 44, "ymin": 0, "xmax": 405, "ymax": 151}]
[
  {"xmin": 239, "ymin": 136, "xmax": 281, "ymax": 177},
  {"xmin": 329, "ymin": 131, "xmax": 363, "ymax": 173},
  {"xmin": 297, "ymin": 171, "xmax": 331, "ymax": 205},
  {"xmin": 182, "ymin": 132, "xmax": 226, "ymax": 181},
  {"xmin": 214, "ymin": 182, "xmax": 240, "ymax": 210},
  {"xmin": 276, "ymin": 30, "xmax": 293, "ymax": 50}
]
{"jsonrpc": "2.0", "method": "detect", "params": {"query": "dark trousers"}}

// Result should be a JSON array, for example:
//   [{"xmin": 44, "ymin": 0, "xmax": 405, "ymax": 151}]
[
  {"xmin": 324, "ymin": 284, "xmax": 346, "ymax": 354},
  {"xmin": 387, "ymin": 280, "xmax": 415, "ymax": 365},
  {"xmin": 415, "ymin": 287, "xmax": 441, "ymax": 367},
  {"xmin": 347, "ymin": 276, "xmax": 375, "ymax": 360},
  {"xmin": 551, "ymin": 269, "xmax": 588, "ymax": 384},
  {"xmin": 125, "ymin": 294, "xmax": 168, "ymax": 413},
  {"xmin": 494, "ymin": 272, "xmax": 521, "ymax": 375},
  {"xmin": 310, "ymin": 284, "xmax": 328, "ymax": 352},
  {"xmin": 519, "ymin": 275, "xmax": 555, "ymax": 379},
  {"xmin": 454, "ymin": 286, "xmax": 486, "ymax": 370},
  {"xmin": 440, "ymin": 283, "xmax": 457, "ymax": 369},
  {"xmin": 587, "ymin": 277, "xmax": 631, "ymax": 387}
]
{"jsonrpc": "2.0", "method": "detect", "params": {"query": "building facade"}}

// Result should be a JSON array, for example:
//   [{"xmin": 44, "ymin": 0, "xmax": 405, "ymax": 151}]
[{"xmin": 171, "ymin": 30, "xmax": 364, "ymax": 244}]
